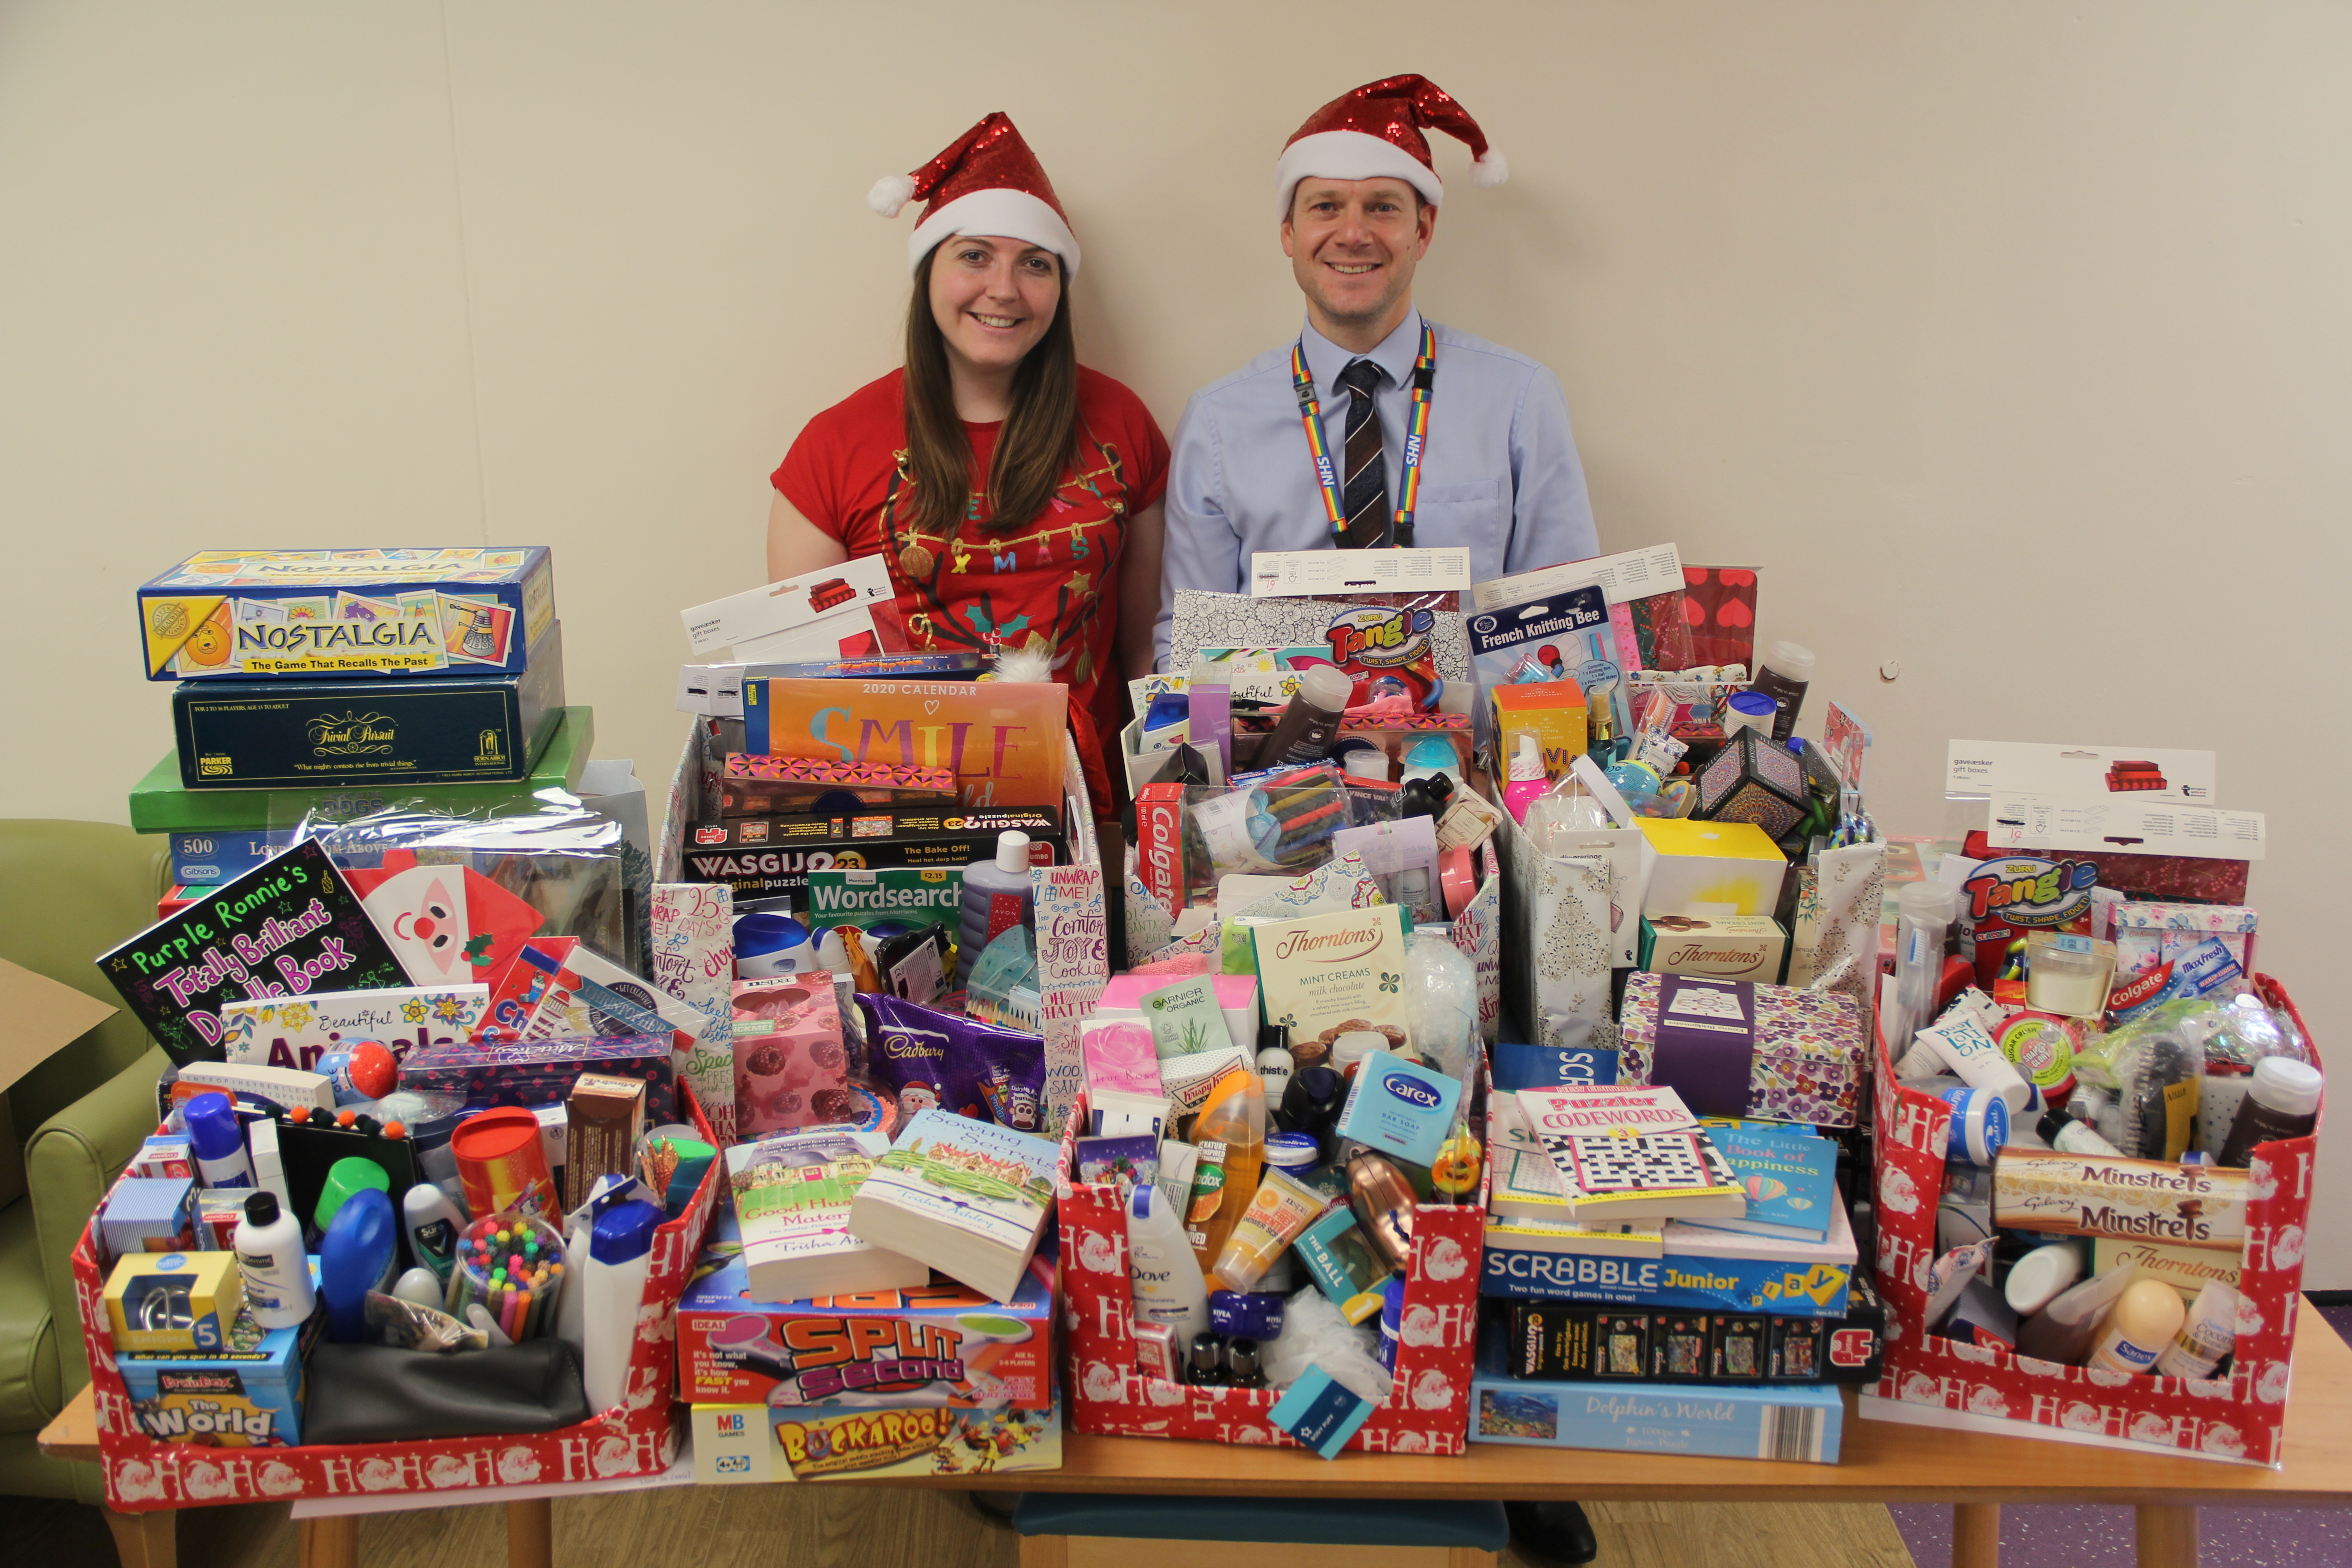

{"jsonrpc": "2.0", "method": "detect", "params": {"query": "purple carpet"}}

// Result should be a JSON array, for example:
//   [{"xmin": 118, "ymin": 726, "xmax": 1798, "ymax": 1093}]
[{"xmin": 1886, "ymin": 1298, "xmax": 2352, "ymax": 1566}]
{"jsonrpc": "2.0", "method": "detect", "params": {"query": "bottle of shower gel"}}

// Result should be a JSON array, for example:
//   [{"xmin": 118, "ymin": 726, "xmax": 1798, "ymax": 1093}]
[
  {"xmin": 1125, "ymin": 1185, "xmax": 1210, "ymax": 1349},
  {"xmin": 955, "ymin": 830, "xmax": 1036, "ymax": 991},
  {"xmin": 234, "ymin": 1191, "xmax": 316, "ymax": 1331}
]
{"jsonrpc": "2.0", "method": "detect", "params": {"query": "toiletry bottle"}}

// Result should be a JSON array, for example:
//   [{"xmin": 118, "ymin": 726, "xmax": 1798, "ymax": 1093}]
[
  {"xmin": 583, "ymin": 1199, "xmax": 665, "ymax": 1413},
  {"xmin": 2153, "ymin": 1280, "xmax": 2240, "ymax": 1378},
  {"xmin": 955, "ymin": 831, "xmax": 1037, "ymax": 991},
  {"xmin": 1255, "ymin": 1023, "xmax": 1295, "ymax": 1107},
  {"xmin": 1750, "ymin": 640, "xmax": 1814, "ymax": 742},
  {"xmin": 1188, "ymin": 656, "xmax": 1233, "ymax": 779},
  {"xmin": 555, "ymin": 1206, "xmax": 593, "ymax": 1359},
  {"xmin": 1184, "ymin": 1069, "xmax": 1265, "ymax": 1277},
  {"xmin": 403, "ymin": 1183, "xmax": 467, "ymax": 1282},
  {"xmin": 318, "ymin": 1188, "xmax": 398, "ymax": 1344},
  {"xmin": 1891, "ymin": 882, "xmax": 1960, "ymax": 1058},
  {"xmin": 2037, "ymin": 1107, "xmax": 2122, "ymax": 1158},
  {"xmin": 2086, "ymin": 1278, "xmax": 2187, "ymax": 1376},
  {"xmin": 1502, "ymin": 735, "xmax": 1548, "ymax": 824},
  {"xmin": 1187, "ymin": 1331, "xmax": 1229, "ymax": 1387},
  {"xmin": 2002, "ymin": 1241, "xmax": 2083, "ymax": 1317},
  {"xmin": 234, "ymin": 1190, "xmax": 317, "ymax": 1331},
  {"xmin": 2129, "ymin": 1030, "xmax": 2198, "ymax": 1161},
  {"xmin": 1347, "ymin": 1147, "xmax": 1420, "ymax": 1272},
  {"xmin": 1227, "ymin": 1337, "xmax": 1268, "ymax": 1391},
  {"xmin": 2217, "ymin": 1056, "xmax": 2322, "ymax": 1167},
  {"xmin": 2014, "ymin": 1264, "xmax": 2140, "ymax": 1365},
  {"xmin": 1259, "ymin": 663, "xmax": 1353, "ymax": 767},
  {"xmin": 1279, "ymin": 1065, "xmax": 1347, "ymax": 1157},
  {"xmin": 184, "ymin": 1092, "xmax": 255, "ymax": 1189},
  {"xmin": 1126, "ymin": 1185, "xmax": 1211, "ymax": 1348}
]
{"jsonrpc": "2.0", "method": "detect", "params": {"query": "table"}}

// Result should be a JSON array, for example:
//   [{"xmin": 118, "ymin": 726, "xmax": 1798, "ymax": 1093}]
[{"xmin": 45, "ymin": 1304, "xmax": 2352, "ymax": 1568}]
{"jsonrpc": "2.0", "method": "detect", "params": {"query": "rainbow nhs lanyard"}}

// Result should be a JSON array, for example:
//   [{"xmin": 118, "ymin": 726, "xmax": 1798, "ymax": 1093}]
[{"xmin": 1289, "ymin": 321, "xmax": 1437, "ymax": 549}]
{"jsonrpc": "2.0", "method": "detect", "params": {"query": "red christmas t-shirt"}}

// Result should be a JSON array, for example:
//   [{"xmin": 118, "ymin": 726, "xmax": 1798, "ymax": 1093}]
[{"xmin": 772, "ymin": 366, "xmax": 1169, "ymax": 758}]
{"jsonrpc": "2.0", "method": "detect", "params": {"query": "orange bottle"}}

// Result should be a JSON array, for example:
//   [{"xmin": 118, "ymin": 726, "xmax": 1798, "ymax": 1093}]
[{"xmin": 1183, "ymin": 1068, "xmax": 1265, "ymax": 1279}]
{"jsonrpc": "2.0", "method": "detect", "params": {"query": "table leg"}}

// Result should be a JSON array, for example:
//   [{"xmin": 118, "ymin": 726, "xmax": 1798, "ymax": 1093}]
[
  {"xmin": 508, "ymin": 1498, "xmax": 554, "ymax": 1568},
  {"xmin": 2136, "ymin": 1504, "xmax": 2198, "ymax": 1568},
  {"xmin": 298, "ymin": 1514, "xmax": 358, "ymax": 1568},
  {"xmin": 102, "ymin": 1506, "xmax": 176, "ymax": 1568},
  {"xmin": 1951, "ymin": 1502, "xmax": 2001, "ymax": 1568}
]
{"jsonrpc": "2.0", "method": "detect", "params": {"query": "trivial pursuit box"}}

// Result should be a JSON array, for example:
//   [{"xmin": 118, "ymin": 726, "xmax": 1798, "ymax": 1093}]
[
  {"xmin": 136, "ymin": 548, "xmax": 555, "ymax": 681},
  {"xmin": 676, "ymin": 1213, "xmax": 1053, "ymax": 1410}
]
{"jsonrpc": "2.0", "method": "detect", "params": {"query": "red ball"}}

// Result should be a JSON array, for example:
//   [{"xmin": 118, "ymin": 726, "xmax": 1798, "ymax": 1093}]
[{"xmin": 345, "ymin": 1039, "xmax": 399, "ymax": 1101}]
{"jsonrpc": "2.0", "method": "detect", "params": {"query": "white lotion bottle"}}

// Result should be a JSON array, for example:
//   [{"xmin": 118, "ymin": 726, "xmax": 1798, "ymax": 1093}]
[
  {"xmin": 582, "ymin": 1200, "xmax": 664, "ymax": 1414},
  {"xmin": 234, "ymin": 1191, "xmax": 316, "ymax": 1331},
  {"xmin": 402, "ymin": 1184, "xmax": 467, "ymax": 1282},
  {"xmin": 956, "ymin": 831, "xmax": 1036, "ymax": 991},
  {"xmin": 1126, "ymin": 1184, "xmax": 1210, "ymax": 1349},
  {"xmin": 2153, "ymin": 1280, "xmax": 2240, "ymax": 1378},
  {"xmin": 2086, "ymin": 1278, "xmax": 2187, "ymax": 1376}
]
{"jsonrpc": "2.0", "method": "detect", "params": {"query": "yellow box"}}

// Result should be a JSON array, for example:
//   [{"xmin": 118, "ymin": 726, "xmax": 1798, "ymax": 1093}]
[
  {"xmin": 1637, "ymin": 819, "xmax": 1788, "ymax": 918},
  {"xmin": 104, "ymin": 1250, "xmax": 242, "ymax": 1354},
  {"xmin": 1489, "ymin": 681, "xmax": 1588, "ymax": 777}
]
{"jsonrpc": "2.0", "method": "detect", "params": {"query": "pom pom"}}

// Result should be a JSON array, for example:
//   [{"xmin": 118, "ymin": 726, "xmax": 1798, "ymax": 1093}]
[
  {"xmin": 867, "ymin": 172, "xmax": 917, "ymax": 218},
  {"xmin": 1470, "ymin": 148, "xmax": 1509, "ymax": 188},
  {"xmin": 990, "ymin": 645, "xmax": 1056, "ymax": 685}
]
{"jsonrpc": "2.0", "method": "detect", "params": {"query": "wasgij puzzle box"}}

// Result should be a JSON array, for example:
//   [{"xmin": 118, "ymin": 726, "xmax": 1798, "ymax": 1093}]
[{"xmin": 136, "ymin": 548, "xmax": 556, "ymax": 681}]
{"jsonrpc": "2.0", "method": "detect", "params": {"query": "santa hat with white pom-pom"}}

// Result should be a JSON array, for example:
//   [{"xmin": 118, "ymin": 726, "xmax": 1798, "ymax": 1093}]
[
  {"xmin": 1274, "ymin": 74, "xmax": 1507, "ymax": 218},
  {"xmin": 867, "ymin": 112, "xmax": 1081, "ymax": 278}
]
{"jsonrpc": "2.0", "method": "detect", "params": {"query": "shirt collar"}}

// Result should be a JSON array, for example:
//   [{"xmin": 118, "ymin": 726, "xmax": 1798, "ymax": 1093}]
[{"xmin": 1299, "ymin": 308, "xmax": 1425, "ymax": 399}]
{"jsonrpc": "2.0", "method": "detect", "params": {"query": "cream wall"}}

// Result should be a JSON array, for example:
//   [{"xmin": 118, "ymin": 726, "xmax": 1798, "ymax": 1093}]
[{"xmin": 4, "ymin": 3, "xmax": 2347, "ymax": 1275}]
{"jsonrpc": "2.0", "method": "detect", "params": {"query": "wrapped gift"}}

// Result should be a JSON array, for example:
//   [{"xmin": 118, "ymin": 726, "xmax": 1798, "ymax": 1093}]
[{"xmin": 1616, "ymin": 971, "xmax": 1866, "ymax": 1128}]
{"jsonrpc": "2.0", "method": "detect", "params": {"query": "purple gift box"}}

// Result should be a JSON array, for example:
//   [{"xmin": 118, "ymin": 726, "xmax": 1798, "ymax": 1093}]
[
  {"xmin": 398, "ymin": 1033, "xmax": 675, "ymax": 1122},
  {"xmin": 1616, "ymin": 971, "xmax": 1864, "ymax": 1128}
]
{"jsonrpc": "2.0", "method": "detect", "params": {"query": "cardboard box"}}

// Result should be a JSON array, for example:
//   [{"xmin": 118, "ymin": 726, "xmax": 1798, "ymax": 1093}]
[
  {"xmin": 691, "ymin": 1396, "xmax": 1062, "ymax": 1482},
  {"xmin": 740, "ymin": 678, "xmax": 1068, "ymax": 810},
  {"xmin": 118, "ymin": 1310, "xmax": 314, "ymax": 1447},
  {"xmin": 99, "ymin": 1177, "xmax": 197, "ymax": 1263},
  {"xmin": 1481, "ymin": 1193, "xmax": 1859, "ymax": 1318},
  {"xmin": 128, "ymin": 706, "xmax": 595, "ymax": 834},
  {"xmin": 169, "ymin": 622, "xmax": 564, "ymax": 789},
  {"xmin": 1637, "ymin": 819, "xmax": 1788, "ymax": 917},
  {"xmin": 680, "ymin": 811, "xmax": 1063, "ymax": 905},
  {"xmin": 1504, "ymin": 1274, "xmax": 1883, "ymax": 1384},
  {"xmin": 675, "ymin": 1213, "xmax": 1054, "ymax": 1411},
  {"xmin": 1471, "ymin": 1345, "xmax": 1843, "ymax": 1461},
  {"xmin": 167, "ymin": 830, "xmax": 276, "ymax": 887},
  {"xmin": 1639, "ymin": 915, "xmax": 1788, "ymax": 983},
  {"xmin": 1617, "ymin": 972, "xmax": 1867, "ymax": 1128},
  {"xmin": 398, "ymin": 1034, "xmax": 676, "ymax": 1123},
  {"xmin": 0, "ymin": 959, "xmax": 118, "ymax": 1211},
  {"xmin": 565, "ymin": 1073, "xmax": 647, "ymax": 1210},
  {"xmin": 104, "ymin": 1251, "xmax": 242, "ymax": 1353},
  {"xmin": 220, "ymin": 984, "xmax": 491, "ymax": 1069},
  {"xmin": 136, "ymin": 547, "xmax": 555, "ymax": 681}
]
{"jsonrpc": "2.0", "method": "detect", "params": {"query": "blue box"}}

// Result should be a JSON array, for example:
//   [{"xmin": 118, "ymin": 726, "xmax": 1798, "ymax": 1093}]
[
  {"xmin": 1492, "ymin": 1041, "xmax": 1617, "ymax": 1093},
  {"xmin": 1480, "ymin": 1193, "xmax": 1857, "ymax": 1318},
  {"xmin": 99, "ymin": 1176, "xmax": 196, "ymax": 1263},
  {"xmin": 167, "ymin": 830, "xmax": 277, "ymax": 887},
  {"xmin": 1333, "ymin": 1050, "xmax": 1460, "ymax": 1167},
  {"xmin": 118, "ymin": 1308, "xmax": 315, "ymax": 1447},
  {"xmin": 1269, "ymin": 1367, "xmax": 1378, "ymax": 1458},
  {"xmin": 1470, "ymin": 1346, "xmax": 1842, "ymax": 1462}
]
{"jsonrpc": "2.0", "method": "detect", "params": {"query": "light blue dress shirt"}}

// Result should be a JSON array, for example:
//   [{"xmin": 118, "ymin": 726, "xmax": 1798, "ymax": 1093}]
[{"xmin": 1155, "ymin": 309, "xmax": 1598, "ymax": 668}]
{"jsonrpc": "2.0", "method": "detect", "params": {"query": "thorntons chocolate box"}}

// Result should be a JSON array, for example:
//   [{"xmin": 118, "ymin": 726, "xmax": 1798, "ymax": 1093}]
[
  {"xmin": 682, "ymin": 807, "xmax": 1063, "ymax": 903},
  {"xmin": 171, "ymin": 623, "xmax": 564, "ymax": 789},
  {"xmin": 136, "ymin": 547, "xmax": 557, "ymax": 681}
]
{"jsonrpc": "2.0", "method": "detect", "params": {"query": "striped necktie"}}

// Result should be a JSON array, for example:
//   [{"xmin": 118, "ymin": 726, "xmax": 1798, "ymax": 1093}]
[{"xmin": 1336, "ymin": 357, "xmax": 1390, "ymax": 549}]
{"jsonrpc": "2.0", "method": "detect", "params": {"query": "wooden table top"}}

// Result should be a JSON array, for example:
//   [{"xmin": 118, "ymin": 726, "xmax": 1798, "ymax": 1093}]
[{"xmin": 45, "ymin": 1303, "xmax": 2352, "ymax": 1507}]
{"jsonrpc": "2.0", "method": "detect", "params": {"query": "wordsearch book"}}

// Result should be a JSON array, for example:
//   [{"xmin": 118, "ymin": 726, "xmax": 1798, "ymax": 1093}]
[
  {"xmin": 726, "ymin": 1129, "xmax": 929, "ymax": 1303},
  {"xmin": 96, "ymin": 838, "xmax": 411, "ymax": 1067},
  {"xmin": 1513, "ymin": 1085, "xmax": 1745, "ymax": 1223},
  {"xmin": 846, "ymin": 1109, "xmax": 1060, "ymax": 1303}
]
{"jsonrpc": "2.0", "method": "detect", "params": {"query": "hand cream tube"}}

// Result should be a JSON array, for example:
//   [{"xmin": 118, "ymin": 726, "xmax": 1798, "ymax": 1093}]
[
  {"xmin": 1210, "ymin": 1166, "xmax": 1327, "ymax": 1294},
  {"xmin": 1916, "ymin": 1010, "xmax": 2032, "ymax": 1112}
]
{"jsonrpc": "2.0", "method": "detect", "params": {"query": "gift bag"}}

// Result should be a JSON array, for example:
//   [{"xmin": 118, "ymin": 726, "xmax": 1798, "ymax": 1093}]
[{"xmin": 1787, "ymin": 842, "xmax": 1886, "ymax": 1044}]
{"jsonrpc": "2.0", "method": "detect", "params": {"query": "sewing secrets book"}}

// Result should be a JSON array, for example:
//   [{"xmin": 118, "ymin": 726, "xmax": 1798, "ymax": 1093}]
[
  {"xmin": 1513, "ymin": 1085, "xmax": 1745, "ymax": 1223},
  {"xmin": 846, "ymin": 1110, "xmax": 1061, "ymax": 1303}
]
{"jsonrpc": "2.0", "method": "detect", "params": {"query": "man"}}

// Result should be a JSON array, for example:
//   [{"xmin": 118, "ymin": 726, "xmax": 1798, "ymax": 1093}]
[
  {"xmin": 1155, "ymin": 76, "xmax": 1605, "ymax": 1568},
  {"xmin": 1154, "ymin": 74, "xmax": 1600, "ymax": 671}
]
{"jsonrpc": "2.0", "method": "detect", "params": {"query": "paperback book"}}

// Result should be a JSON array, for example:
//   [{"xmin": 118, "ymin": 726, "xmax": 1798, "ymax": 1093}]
[
  {"xmin": 726, "ymin": 1129, "xmax": 928, "ymax": 1303},
  {"xmin": 1513, "ymin": 1085, "xmax": 1744, "ymax": 1223},
  {"xmin": 1680, "ymin": 1122, "xmax": 1838, "ymax": 1242},
  {"xmin": 847, "ymin": 1110, "xmax": 1061, "ymax": 1303}
]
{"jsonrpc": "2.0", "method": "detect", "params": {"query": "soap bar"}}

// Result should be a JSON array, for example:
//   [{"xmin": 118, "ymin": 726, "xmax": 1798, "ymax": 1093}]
[{"xmin": 1334, "ymin": 1050, "xmax": 1463, "ymax": 1167}]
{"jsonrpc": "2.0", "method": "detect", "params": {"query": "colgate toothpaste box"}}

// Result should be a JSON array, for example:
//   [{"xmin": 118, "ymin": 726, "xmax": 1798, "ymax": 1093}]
[
  {"xmin": 1134, "ymin": 783, "xmax": 1187, "ymax": 916},
  {"xmin": 676, "ymin": 1213, "xmax": 1053, "ymax": 1410}
]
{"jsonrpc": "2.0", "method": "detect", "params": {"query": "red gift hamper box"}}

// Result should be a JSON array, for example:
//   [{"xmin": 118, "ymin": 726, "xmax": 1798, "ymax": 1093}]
[
  {"xmin": 76, "ymin": 1090, "xmax": 721, "ymax": 1512},
  {"xmin": 1058, "ymin": 1105, "xmax": 1485, "ymax": 1456},
  {"xmin": 1863, "ymin": 977, "xmax": 2320, "ymax": 1465}
]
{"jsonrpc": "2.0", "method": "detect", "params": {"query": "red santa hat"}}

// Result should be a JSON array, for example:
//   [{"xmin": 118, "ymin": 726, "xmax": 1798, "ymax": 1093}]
[
  {"xmin": 868, "ymin": 112, "xmax": 1081, "ymax": 278},
  {"xmin": 1273, "ymin": 74, "xmax": 1507, "ymax": 217}
]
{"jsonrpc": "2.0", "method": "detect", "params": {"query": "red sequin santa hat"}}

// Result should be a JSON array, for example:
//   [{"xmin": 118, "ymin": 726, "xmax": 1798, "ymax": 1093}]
[
  {"xmin": 868, "ymin": 112, "xmax": 1081, "ymax": 278},
  {"xmin": 1273, "ymin": 74, "xmax": 1507, "ymax": 217}
]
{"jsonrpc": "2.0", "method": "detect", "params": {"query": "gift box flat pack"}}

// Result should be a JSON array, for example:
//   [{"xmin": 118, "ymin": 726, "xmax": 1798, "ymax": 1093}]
[
  {"xmin": 1617, "ymin": 972, "xmax": 1865, "ymax": 1128},
  {"xmin": 1637, "ymin": 819, "xmax": 1787, "ymax": 918},
  {"xmin": 731, "ymin": 979, "xmax": 852, "ymax": 1136},
  {"xmin": 397, "ymin": 1034, "xmax": 675, "ymax": 1122},
  {"xmin": 169, "ymin": 622, "xmax": 564, "ymax": 789},
  {"xmin": 137, "ymin": 547, "xmax": 556, "ymax": 682},
  {"xmin": 129, "ymin": 706, "xmax": 593, "ymax": 834},
  {"xmin": 676, "ymin": 1212, "xmax": 1053, "ymax": 1410}
]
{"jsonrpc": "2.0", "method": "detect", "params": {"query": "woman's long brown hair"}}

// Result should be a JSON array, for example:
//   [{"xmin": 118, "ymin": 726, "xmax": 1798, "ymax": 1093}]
[{"xmin": 899, "ymin": 240, "xmax": 1079, "ymax": 539}]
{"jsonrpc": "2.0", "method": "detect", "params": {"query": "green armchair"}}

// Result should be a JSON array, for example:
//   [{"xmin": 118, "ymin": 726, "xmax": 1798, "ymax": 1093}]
[{"xmin": 1, "ymin": 820, "xmax": 173, "ymax": 1503}]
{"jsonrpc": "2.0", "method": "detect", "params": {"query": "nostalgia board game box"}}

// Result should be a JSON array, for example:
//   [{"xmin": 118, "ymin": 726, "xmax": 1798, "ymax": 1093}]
[{"xmin": 136, "ymin": 548, "xmax": 556, "ymax": 681}]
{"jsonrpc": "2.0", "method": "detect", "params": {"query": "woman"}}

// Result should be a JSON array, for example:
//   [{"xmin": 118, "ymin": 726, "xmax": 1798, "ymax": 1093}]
[{"xmin": 767, "ymin": 113, "xmax": 1167, "ymax": 812}]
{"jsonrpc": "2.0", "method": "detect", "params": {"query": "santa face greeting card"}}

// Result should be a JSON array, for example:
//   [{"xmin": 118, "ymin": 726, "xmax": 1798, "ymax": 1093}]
[{"xmin": 97, "ymin": 839, "xmax": 410, "ymax": 1066}]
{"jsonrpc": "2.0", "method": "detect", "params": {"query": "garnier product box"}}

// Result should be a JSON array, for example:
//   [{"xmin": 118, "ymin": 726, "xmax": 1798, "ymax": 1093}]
[
  {"xmin": 136, "ymin": 548, "xmax": 555, "ymax": 681},
  {"xmin": 676, "ymin": 1213, "xmax": 1053, "ymax": 1409}
]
